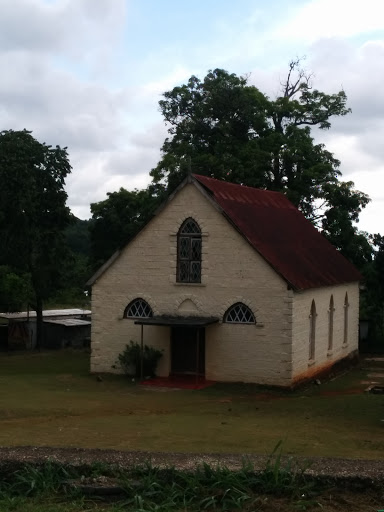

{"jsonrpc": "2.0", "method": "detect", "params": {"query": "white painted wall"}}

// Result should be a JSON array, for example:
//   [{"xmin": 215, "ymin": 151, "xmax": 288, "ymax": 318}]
[
  {"xmin": 291, "ymin": 282, "xmax": 359, "ymax": 384},
  {"xmin": 91, "ymin": 182, "xmax": 359, "ymax": 386}
]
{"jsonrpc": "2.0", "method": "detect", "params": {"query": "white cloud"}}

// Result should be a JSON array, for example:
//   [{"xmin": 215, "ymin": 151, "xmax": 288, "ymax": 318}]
[
  {"xmin": 140, "ymin": 67, "xmax": 194, "ymax": 97},
  {"xmin": 348, "ymin": 169, "xmax": 384, "ymax": 234},
  {"xmin": 306, "ymin": 39, "xmax": 384, "ymax": 175},
  {"xmin": 0, "ymin": 0, "xmax": 383, "ymax": 238},
  {"xmin": 299, "ymin": 37, "xmax": 384, "ymax": 234},
  {"xmin": 66, "ymin": 121, "xmax": 166, "ymax": 219},
  {"xmin": 0, "ymin": 51, "xmax": 128, "ymax": 152},
  {"xmin": 274, "ymin": 0, "xmax": 384, "ymax": 43},
  {"xmin": 0, "ymin": 0, "xmax": 126, "ymax": 61}
]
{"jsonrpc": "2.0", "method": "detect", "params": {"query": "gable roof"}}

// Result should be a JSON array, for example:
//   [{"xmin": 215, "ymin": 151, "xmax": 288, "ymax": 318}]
[
  {"xmin": 87, "ymin": 173, "xmax": 362, "ymax": 289},
  {"xmin": 193, "ymin": 174, "xmax": 361, "ymax": 290}
]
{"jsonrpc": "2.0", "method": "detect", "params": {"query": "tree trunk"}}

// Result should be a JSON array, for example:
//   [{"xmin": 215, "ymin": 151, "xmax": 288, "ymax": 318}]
[
  {"xmin": 272, "ymin": 152, "xmax": 282, "ymax": 189},
  {"xmin": 35, "ymin": 295, "xmax": 43, "ymax": 351}
]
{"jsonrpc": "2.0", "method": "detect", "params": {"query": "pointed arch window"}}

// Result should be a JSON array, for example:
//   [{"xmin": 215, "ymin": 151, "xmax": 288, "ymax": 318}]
[
  {"xmin": 177, "ymin": 218, "xmax": 202, "ymax": 283},
  {"xmin": 328, "ymin": 295, "xmax": 335, "ymax": 351},
  {"xmin": 309, "ymin": 300, "xmax": 316, "ymax": 360},
  {"xmin": 343, "ymin": 293, "xmax": 349, "ymax": 345},
  {"xmin": 224, "ymin": 303, "xmax": 256, "ymax": 324},
  {"xmin": 124, "ymin": 298, "xmax": 153, "ymax": 318}
]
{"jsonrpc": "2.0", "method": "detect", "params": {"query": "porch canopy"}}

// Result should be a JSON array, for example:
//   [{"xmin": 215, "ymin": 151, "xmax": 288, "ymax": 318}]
[
  {"xmin": 134, "ymin": 315, "xmax": 219, "ymax": 327},
  {"xmin": 134, "ymin": 316, "xmax": 219, "ymax": 383}
]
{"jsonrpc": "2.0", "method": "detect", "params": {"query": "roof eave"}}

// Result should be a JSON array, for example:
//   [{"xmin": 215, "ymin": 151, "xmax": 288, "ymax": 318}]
[{"xmin": 86, "ymin": 250, "xmax": 121, "ymax": 287}]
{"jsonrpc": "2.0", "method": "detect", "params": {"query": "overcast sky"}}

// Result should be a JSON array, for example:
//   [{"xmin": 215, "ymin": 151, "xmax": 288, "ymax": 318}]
[{"xmin": 1, "ymin": 0, "xmax": 383, "ymax": 234}]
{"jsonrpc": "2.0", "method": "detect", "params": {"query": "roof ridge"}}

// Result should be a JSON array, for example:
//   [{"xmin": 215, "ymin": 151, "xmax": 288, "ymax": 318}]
[{"xmin": 192, "ymin": 174, "xmax": 285, "ymax": 197}]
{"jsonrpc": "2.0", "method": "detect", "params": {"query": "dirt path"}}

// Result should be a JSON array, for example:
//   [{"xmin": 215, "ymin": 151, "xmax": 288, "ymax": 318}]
[{"xmin": 0, "ymin": 446, "xmax": 383, "ymax": 484}]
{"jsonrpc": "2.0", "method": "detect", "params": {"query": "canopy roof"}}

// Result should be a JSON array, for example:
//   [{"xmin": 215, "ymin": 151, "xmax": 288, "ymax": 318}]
[{"xmin": 134, "ymin": 316, "xmax": 219, "ymax": 327}]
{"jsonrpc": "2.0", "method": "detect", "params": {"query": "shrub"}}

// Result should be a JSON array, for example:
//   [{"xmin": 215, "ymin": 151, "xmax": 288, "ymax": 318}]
[{"xmin": 117, "ymin": 341, "xmax": 163, "ymax": 378}]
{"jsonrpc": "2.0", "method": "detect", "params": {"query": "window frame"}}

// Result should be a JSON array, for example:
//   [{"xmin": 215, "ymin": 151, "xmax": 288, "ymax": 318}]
[
  {"xmin": 328, "ymin": 295, "xmax": 335, "ymax": 352},
  {"xmin": 343, "ymin": 292, "xmax": 349, "ymax": 345},
  {"xmin": 176, "ymin": 218, "xmax": 202, "ymax": 284},
  {"xmin": 309, "ymin": 299, "xmax": 316, "ymax": 360},
  {"xmin": 124, "ymin": 298, "xmax": 153, "ymax": 319},
  {"xmin": 223, "ymin": 302, "xmax": 256, "ymax": 324}
]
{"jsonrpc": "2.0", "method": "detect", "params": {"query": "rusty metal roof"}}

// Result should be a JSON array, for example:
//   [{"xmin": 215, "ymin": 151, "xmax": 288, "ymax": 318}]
[{"xmin": 193, "ymin": 174, "xmax": 362, "ymax": 290}]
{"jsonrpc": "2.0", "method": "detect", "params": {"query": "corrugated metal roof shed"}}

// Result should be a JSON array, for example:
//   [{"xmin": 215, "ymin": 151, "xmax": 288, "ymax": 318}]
[
  {"xmin": 0, "ymin": 309, "xmax": 91, "ymax": 321},
  {"xmin": 43, "ymin": 319, "xmax": 91, "ymax": 327},
  {"xmin": 193, "ymin": 174, "xmax": 362, "ymax": 290}
]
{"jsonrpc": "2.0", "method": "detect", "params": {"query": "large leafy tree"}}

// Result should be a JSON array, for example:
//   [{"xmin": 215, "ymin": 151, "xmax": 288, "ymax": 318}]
[
  {"xmin": 361, "ymin": 234, "xmax": 384, "ymax": 342},
  {"xmin": 0, "ymin": 129, "xmax": 72, "ymax": 346},
  {"xmin": 50, "ymin": 217, "xmax": 93, "ymax": 305},
  {"xmin": 66, "ymin": 216, "xmax": 91, "ymax": 257},
  {"xmin": 151, "ymin": 62, "xmax": 370, "ymax": 265},
  {"xmin": 151, "ymin": 68, "xmax": 269, "ymax": 191},
  {"xmin": 0, "ymin": 266, "xmax": 33, "ymax": 312},
  {"xmin": 90, "ymin": 186, "xmax": 163, "ymax": 269}
]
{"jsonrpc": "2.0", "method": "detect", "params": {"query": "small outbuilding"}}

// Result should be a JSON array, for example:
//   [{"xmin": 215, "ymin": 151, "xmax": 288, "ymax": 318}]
[
  {"xmin": 0, "ymin": 309, "xmax": 91, "ymax": 350},
  {"xmin": 87, "ymin": 174, "xmax": 361, "ymax": 386}
]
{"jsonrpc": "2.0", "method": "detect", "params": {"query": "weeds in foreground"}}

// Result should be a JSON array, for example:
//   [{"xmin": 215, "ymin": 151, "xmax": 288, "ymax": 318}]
[
  {"xmin": 122, "ymin": 444, "xmax": 318, "ymax": 511},
  {"xmin": 6, "ymin": 460, "xmax": 73, "ymax": 496},
  {"xmin": 0, "ymin": 444, "xmax": 321, "ymax": 510},
  {"xmin": 260, "ymin": 440, "xmax": 314, "ymax": 495}
]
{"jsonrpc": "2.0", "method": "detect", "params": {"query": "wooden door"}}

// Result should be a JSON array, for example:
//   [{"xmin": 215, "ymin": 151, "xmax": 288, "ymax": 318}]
[{"xmin": 171, "ymin": 327, "xmax": 205, "ymax": 375}]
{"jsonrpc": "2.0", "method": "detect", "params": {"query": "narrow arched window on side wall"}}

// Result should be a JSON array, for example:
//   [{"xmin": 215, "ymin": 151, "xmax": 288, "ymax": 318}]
[
  {"xmin": 328, "ymin": 295, "xmax": 335, "ymax": 351},
  {"xmin": 124, "ymin": 298, "xmax": 153, "ymax": 318},
  {"xmin": 177, "ymin": 218, "xmax": 202, "ymax": 283},
  {"xmin": 343, "ymin": 292, "xmax": 349, "ymax": 345},
  {"xmin": 224, "ymin": 303, "xmax": 256, "ymax": 324},
  {"xmin": 309, "ymin": 300, "xmax": 316, "ymax": 360}
]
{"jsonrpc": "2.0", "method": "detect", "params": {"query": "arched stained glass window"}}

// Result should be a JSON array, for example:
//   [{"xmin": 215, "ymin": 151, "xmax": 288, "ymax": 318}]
[
  {"xmin": 177, "ymin": 218, "xmax": 202, "ymax": 283},
  {"xmin": 328, "ymin": 295, "xmax": 334, "ymax": 351},
  {"xmin": 124, "ymin": 298, "xmax": 153, "ymax": 318},
  {"xmin": 224, "ymin": 303, "xmax": 255, "ymax": 324},
  {"xmin": 309, "ymin": 300, "xmax": 316, "ymax": 360},
  {"xmin": 343, "ymin": 292, "xmax": 349, "ymax": 345}
]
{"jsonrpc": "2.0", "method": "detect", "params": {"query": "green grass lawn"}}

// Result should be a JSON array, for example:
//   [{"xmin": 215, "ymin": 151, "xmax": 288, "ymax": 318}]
[{"xmin": 0, "ymin": 350, "xmax": 383, "ymax": 459}]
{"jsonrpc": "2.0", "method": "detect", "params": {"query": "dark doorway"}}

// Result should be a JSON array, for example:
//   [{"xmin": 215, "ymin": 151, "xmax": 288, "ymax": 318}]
[{"xmin": 171, "ymin": 327, "xmax": 205, "ymax": 376}]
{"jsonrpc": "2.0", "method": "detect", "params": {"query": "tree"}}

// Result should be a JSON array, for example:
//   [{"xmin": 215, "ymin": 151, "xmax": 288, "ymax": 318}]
[
  {"xmin": 65, "ymin": 216, "xmax": 91, "ymax": 257},
  {"xmin": 360, "ymin": 234, "xmax": 384, "ymax": 343},
  {"xmin": 90, "ymin": 186, "xmax": 163, "ymax": 269},
  {"xmin": 151, "ymin": 68, "xmax": 269, "ymax": 191},
  {"xmin": 0, "ymin": 129, "xmax": 72, "ymax": 347},
  {"xmin": 0, "ymin": 266, "xmax": 33, "ymax": 312},
  {"xmin": 373, "ymin": 235, "xmax": 384, "ymax": 339},
  {"xmin": 321, "ymin": 181, "xmax": 371, "ymax": 267},
  {"xmin": 47, "ymin": 216, "xmax": 93, "ymax": 306},
  {"xmin": 151, "ymin": 62, "xmax": 370, "ymax": 262}
]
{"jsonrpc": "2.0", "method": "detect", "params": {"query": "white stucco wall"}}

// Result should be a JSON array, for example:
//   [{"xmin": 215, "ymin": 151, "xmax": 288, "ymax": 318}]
[
  {"xmin": 291, "ymin": 282, "xmax": 359, "ymax": 384},
  {"xmin": 90, "ymin": 182, "xmax": 293, "ymax": 385}
]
